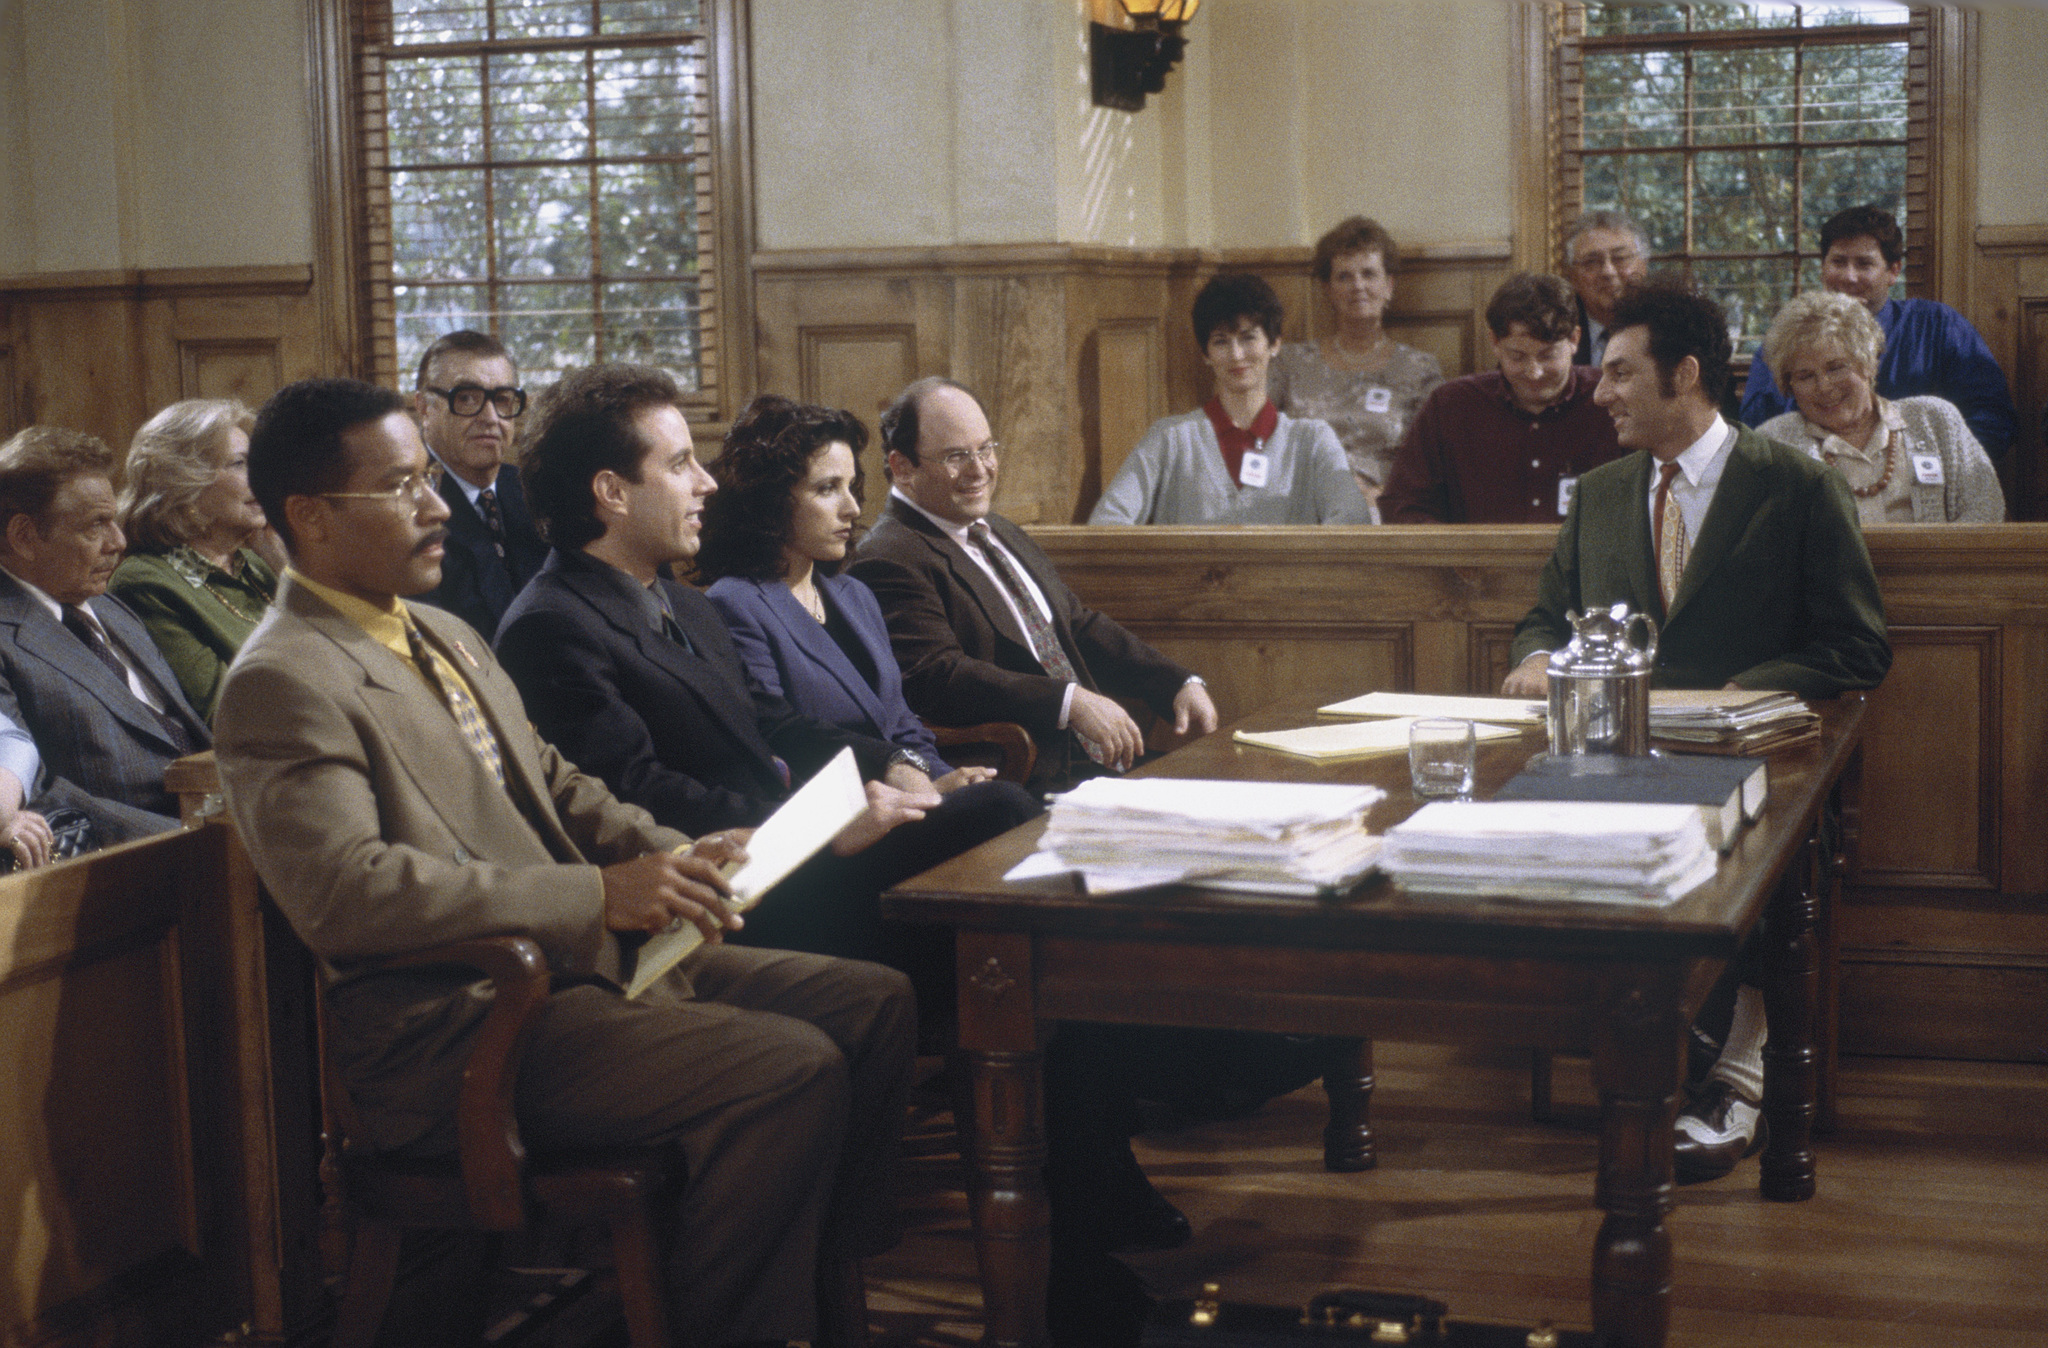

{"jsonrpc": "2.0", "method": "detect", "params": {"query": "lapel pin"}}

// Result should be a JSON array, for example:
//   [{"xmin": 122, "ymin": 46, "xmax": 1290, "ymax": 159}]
[{"xmin": 452, "ymin": 639, "xmax": 480, "ymax": 668}]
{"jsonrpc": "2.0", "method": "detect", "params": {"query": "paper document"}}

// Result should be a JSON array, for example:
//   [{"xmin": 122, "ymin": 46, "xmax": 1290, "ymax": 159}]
[
  {"xmin": 1319, "ymin": 691, "xmax": 1546, "ymax": 724},
  {"xmin": 627, "ymin": 748, "xmax": 867, "ymax": 998},
  {"xmin": 1235, "ymin": 716, "xmax": 1522, "ymax": 762}
]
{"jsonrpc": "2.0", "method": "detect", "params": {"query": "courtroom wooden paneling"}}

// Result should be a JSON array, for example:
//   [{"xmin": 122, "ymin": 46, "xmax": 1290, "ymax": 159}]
[
  {"xmin": 0, "ymin": 267, "xmax": 322, "ymax": 469},
  {"xmin": 752, "ymin": 244, "xmax": 1511, "ymax": 529},
  {"xmin": 0, "ymin": 828, "xmax": 244, "ymax": 1347},
  {"xmin": 1031, "ymin": 523, "xmax": 2048, "ymax": 1063},
  {"xmin": 1972, "ymin": 225, "xmax": 2048, "ymax": 521}
]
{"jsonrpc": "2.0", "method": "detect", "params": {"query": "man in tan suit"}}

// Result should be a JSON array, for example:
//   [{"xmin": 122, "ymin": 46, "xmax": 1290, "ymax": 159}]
[{"xmin": 215, "ymin": 377, "xmax": 913, "ymax": 1347}]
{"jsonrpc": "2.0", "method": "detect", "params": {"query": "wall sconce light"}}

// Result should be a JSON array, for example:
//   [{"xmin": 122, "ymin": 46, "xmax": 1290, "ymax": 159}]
[{"xmin": 1090, "ymin": 0, "xmax": 1201, "ymax": 113}]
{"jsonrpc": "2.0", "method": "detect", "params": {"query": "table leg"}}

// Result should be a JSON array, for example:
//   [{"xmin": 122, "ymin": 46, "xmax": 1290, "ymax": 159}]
[
  {"xmin": 965, "ymin": 1048, "xmax": 1049, "ymax": 1348},
  {"xmin": 1321, "ymin": 1037, "xmax": 1376, "ymax": 1172},
  {"xmin": 1591, "ymin": 977, "xmax": 1684, "ymax": 1348},
  {"xmin": 1760, "ymin": 834, "xmax": 1821, "ymax": 1202},
  {"xmin": 957, "ymin": 934, "xmax": 1049, "ymax": 1348}
]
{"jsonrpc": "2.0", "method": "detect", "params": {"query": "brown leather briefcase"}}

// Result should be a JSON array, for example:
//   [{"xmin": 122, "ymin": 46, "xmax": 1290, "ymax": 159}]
[{"xmin": 1145, "ymin": 1286, "xmax": 1597, "ymax": 1348}]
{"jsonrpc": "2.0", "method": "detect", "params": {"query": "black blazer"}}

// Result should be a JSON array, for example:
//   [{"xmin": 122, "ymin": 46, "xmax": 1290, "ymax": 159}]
[
  {"xmin": 848, "ymin": 497, "xmax": 1192, "ymax": 791},
  {"xmin": 493, "ymin": 547, "xmax": 898, "ymax": 835},
  {"xmin": 417, "ymin": 464, "xmax": 548, "ymax": 641}
]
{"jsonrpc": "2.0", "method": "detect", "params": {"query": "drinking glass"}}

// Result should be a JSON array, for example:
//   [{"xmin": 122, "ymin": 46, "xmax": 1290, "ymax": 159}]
[{"xmin": 1409, "ymin": 718, "xmax": 1476, "ymax": 800}]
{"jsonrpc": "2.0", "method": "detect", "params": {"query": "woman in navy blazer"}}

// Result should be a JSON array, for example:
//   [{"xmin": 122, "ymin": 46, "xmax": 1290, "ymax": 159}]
[{"xmin": 701, "ymin": 399, "xmax": 987, "ymax": 788}]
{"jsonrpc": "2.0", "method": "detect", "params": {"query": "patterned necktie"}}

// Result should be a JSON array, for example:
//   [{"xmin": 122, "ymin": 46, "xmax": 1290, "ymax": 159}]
[
  {"xmin": 405, "ymin": 621, "xmax": 504, "ymax": 783},
  {"xmin": 477, "ymin": 486, "xmax": 506, "ymax": 558},
  {"xmin": 1653, "ymin": 461, "xmax": 1688, "ymax": 612},
  {"xmin": 63, "ymin": 606, "xmax": 196, "ymax": 754},
  {"xmin": 967, "ymin": 520, "xmax": 1077, "ymax": 682}
]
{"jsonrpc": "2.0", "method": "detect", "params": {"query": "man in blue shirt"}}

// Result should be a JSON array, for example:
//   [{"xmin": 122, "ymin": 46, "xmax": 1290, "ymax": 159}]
[{"xmin": 1740, "ymin": 205, "xmax": 2019, "ymax": 459}]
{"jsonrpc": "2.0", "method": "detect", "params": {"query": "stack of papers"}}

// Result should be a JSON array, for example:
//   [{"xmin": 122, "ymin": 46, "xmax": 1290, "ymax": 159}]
[
  {"xmin": 1380, "ymin": 800, "xmax": 1719, "ymax": 906},
  {"xmin": 1234, "ymin": 716, "xmax": 1522, "ymax": 762},
  {"xmin": 1007, "ymin": 776, "xmax": 1387, "ymax": 896},
  {"xmin": 1650, "ymin": 690, "xmax": 1818, "ymax": 755},
  {"xmin": 1319, "ymin": 691, "xmax": 1546, "ymax": 724}
]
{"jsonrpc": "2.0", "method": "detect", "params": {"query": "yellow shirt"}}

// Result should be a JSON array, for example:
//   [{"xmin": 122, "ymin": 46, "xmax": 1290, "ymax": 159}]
[{"xmin": 286, "ymin": 568, "xmax": 490, "ymax": 706}]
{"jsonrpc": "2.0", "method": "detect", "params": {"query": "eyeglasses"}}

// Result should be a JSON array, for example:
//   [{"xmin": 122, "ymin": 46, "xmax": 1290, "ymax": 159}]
[
  {"xmin": 1572, "ymin": 247, "xmax": 1640, "ymax": 273},
  {"xmin": 935, "ymin": 441, "xmax": 1000, "ymax": 472},
  {"xmin": 425, "ymin": 383, "xmax": 527, "ymax": 418},
  {"xmin": 320, "ymin": 463, "xmax": 447, "ymax": 507}
]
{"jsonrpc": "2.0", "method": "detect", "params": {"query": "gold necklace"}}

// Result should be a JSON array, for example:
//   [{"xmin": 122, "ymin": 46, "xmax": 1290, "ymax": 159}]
[{"xmin": 793, "ymin": 583, "xmax": 826, "ymax": 624}]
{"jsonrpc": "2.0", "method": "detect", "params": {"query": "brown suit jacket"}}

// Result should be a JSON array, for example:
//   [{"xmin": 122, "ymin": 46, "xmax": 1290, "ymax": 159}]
[{"xmin": 214, "ymin": 575, "xmax": 687, "ymax": 1150}]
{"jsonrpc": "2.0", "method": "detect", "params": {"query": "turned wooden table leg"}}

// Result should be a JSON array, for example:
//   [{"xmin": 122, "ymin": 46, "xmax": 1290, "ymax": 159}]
[
  {"xmin": 1322, "ymin": 1037, "xmax": 1376, "ymax": 1172},
  {"xmin": 957, "ymin": 932, "xmax": 1048, "ymax": 1348},
  {"xmin": 1760, "ymin": 834, "xmax": 1821, "ymax": 1202},
  {"xmin": 1590, "ymin": 975, "xmax": 1685, "ymax": 1348}
]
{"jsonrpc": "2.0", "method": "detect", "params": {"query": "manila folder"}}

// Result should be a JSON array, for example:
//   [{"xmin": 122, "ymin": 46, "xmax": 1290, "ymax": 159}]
[{"xmin": 627, "ymin": 747, "xmax": 867, "ymax": 998}]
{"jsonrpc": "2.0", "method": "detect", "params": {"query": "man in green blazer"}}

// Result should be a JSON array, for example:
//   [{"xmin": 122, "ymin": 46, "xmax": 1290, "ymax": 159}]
[
  {"xmin": 215, "ymin": 378, "xmax": 913, "ymax": 1347},
  {"xmin": 1502, "ymin": 282, "xmax": 1890, "ymax": 1189},
  {"xmin": 1504, "ymin": 284, "xmax": 1891, "ymax": 698}
]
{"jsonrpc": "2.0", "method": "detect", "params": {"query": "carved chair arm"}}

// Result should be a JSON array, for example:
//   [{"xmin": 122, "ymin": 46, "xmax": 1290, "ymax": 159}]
[{"xmin": 375, "ymin": 936, "xmax": 551, "ymax": 1231}]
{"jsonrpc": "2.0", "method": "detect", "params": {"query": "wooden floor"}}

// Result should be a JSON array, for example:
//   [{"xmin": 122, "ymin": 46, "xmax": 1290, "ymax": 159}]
[{"xmin": 863, "ymin": 1045, "xmax": 2048, "ymax": 1347}]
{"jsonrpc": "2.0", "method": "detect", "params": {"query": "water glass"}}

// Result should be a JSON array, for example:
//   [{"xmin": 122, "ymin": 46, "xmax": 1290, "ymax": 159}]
[{"xmin": 1409, "ymin": 718, "xmax": 1476, "ymax": 800}]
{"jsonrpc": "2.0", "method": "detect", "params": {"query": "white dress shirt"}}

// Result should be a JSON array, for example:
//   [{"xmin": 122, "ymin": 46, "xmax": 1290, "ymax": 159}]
[{"xmin": 1643, "ymin": 414, "xmax": 1737, "ymax": 553}]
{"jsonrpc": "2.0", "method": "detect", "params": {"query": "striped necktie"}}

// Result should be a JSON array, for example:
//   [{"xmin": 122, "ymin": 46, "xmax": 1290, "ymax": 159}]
[
  {"xmin": 63, "ymin": 606, "xmax": 197, "ymax": 754},
  {"xmin": 405, "ymin": 621, "xmax": 504, "ymax": 783}
]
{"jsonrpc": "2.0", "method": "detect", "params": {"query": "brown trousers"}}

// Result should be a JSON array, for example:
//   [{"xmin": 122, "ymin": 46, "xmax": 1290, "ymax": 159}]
[{"xmin": 513, "ymin": 944, "xmax": 915, "ymax": 1346}]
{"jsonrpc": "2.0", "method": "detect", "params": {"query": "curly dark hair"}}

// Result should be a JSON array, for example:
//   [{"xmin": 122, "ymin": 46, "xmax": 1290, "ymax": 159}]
[
  {"xmin": 1607, "ymin": 280, "xmax": 1733, "ymax": 407},
  {"xmin": 1484, "ymin": 272, "xmax": 1580, "ymax": 344},
  {"xmin": 519, "ymin": 363, "xmax": 683, "ymax": 552},
  {"xmin": 697, "ymin": 394, "xmax": 870, "ymax": 582},
  {"xmin": 1191, "ymin": 272, "xmax": 1284, "ymax": 348}
]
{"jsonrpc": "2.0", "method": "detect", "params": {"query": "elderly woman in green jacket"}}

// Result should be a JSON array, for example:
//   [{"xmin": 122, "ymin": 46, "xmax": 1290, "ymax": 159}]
[{"xmin": 110, "ymin": 399, "xmax": 281, "ymax": 722}]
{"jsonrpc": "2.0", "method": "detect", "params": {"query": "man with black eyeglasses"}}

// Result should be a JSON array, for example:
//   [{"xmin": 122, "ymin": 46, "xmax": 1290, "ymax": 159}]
[{"xmin": 413, "ymin": 329, "xmax": 550, "ymax": 637}]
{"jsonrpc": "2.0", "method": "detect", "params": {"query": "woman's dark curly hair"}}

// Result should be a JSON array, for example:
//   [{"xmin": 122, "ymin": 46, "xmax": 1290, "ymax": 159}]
[{"xmin": 697, "ymin": 394, "xmax": 870, "ymax": 582}]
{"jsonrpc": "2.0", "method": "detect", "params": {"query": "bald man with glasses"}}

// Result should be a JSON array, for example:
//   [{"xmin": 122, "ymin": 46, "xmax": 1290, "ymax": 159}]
[{"xmin": 413, "ymin": 329, "xmax": 550, "ymax": 638}]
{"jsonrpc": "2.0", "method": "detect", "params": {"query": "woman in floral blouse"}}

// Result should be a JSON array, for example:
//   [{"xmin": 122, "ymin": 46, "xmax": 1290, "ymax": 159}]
[
  {"xmin": 1268, "ymin": 216, "xmax": 1443, "ymax": 515},
  {"xmin": 111, "ymin": 399, "xmax": 282, "ymax": 721}
]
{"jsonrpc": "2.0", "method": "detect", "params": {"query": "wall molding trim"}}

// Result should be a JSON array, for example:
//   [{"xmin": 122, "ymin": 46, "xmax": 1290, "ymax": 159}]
[
  {"xmin": 753, "ymin": 240, "xmax": 1515, "ymax": 277},
  {"xmin": 0, "ymin": 266, "xmax": 314, "ymax": 301}
]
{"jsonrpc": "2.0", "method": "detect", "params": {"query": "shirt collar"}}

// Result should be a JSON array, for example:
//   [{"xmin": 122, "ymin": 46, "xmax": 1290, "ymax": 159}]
[
  {"xmin": 286, "ymin": 566, "xmax": 412, "ymax": 657},
  {"xmin": 1804, "ymin": 397, "xmax": 1900, "ymax": 465},
  {"xmin": 429, "ymin": 453, "xmax": 493, "ymax": 509},
  {"xmin": 575, "ymin": 549, "xmax": 672, "ymax": 633},
  {"xmin": 1662, "ymin": 414, "xmax": 1734, "ymax": 488},
  {"xmin": 890, "ymin": 486, "xmax": 984, "ymax": 548}
]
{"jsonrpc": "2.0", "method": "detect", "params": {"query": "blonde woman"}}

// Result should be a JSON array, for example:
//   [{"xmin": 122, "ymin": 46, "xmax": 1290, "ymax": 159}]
[
  {"xmin": 110, "ymin": 399, "xmax": 281, "ymax": 720},
  {"xmin": 1754, "ymin": 290, "xmax": 2003, "ymax": 525}
]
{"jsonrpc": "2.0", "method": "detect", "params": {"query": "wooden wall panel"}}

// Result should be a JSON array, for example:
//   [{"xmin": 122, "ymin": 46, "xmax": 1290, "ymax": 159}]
[
  {"xmin": 1972, "ymin": 226, "xmax": 2048, "ymax": 521},
  {"xmin": 1033, "ymin": 523, "xmax": 2048, "ymax": 1062},
  {"xmin": 0, "ymin": 268, "xmax": 319, "ymax": 470},
  {"xmin": 753, "ymin": 244, "xmax": 1511, "ymax": 530},
  {"xmin": 795, "ymin": 323, "xmax": 917, "ymax": 519},
  {"xmin": 1856, "ymin": 627, "xmax": 1997, "ymax": 889}
]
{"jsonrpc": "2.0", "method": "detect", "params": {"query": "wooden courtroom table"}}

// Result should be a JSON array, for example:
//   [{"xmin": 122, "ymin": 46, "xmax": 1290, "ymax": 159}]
[{"xmin": 881, "ymin": 698, "xmax": 1867, "ymax": 1348}]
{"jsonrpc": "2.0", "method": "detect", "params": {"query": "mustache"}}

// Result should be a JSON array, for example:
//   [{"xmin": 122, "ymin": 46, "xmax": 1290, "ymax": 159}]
[{"xmin": 414, "ymin": 527, "xmax": 450, "ymax": 555}]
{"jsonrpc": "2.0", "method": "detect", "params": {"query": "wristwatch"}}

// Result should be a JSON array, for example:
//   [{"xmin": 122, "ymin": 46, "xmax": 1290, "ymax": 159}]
[{"xmin": 886, "ymin": 747, "xmax": 933, "ymax": 777}]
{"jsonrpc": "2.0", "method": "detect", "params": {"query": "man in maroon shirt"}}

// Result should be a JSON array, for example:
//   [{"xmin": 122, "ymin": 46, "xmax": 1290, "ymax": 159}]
[{"xmin": 1379, "ymin": 273, "xmax": 1625, "ymax": 524}]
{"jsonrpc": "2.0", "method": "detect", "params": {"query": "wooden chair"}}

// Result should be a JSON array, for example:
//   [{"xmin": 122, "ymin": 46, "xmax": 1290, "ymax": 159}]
[
  {"xmin": 926, "ymin": 720, "xmax": 1036, "ymax": 785},
  {"xmin": 321, "ymin": 935, "xmax": 683, "ymax": 1348}
]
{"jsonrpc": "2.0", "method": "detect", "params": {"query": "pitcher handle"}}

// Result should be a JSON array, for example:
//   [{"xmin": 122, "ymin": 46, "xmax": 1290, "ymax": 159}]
[{"xmin": 1628, "ymin": 611, "xmax": 1660, "ymax": 665}]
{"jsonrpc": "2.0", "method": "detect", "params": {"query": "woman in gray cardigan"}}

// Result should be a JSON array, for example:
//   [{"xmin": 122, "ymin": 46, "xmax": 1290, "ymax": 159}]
[
  {"xmin": 1754, "ymin": 289, "xmax": 2004, "ymax": 524},
  {"xmin": 1089, "ymin": 273, "xmax": 1373, "ymax": 526}
]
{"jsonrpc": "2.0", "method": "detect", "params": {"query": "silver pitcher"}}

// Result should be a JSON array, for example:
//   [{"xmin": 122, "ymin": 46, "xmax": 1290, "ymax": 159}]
[{"xmin": 1546, "ymin": 602, "xmax": 1659, "ymax": 756}]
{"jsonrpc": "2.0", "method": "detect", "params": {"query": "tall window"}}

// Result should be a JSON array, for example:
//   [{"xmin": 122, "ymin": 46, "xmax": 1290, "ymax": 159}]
[
  {"xmin": 1552, "ymin": 3, "xmax": 1924, "ymax": 356},
  {"xmin": 356, "ymin": 0, "xmax": 724, "ymax": 405}
]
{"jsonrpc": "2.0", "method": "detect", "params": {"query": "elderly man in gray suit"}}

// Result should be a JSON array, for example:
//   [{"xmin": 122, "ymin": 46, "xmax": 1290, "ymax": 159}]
[
  {"xmin": 0, "ymin": 426, "xmax": 210, "ymax": 842},
  {"xmin": 215, "ymin": 377, "xmax": 912, "ymax": 1348}
]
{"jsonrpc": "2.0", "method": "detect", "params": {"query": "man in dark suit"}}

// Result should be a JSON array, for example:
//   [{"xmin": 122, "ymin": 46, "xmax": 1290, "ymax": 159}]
[
  {"xmin": 0, "ymin": 426, "xmax": 210, "ymax": 842},
  {"xmin": 219, "ymin": 375, "xmax": 913, "ymax": 1347},
  {"xmin": 1503, "ymin": 281, "xmax": 1891, "ymax": 1187},
  {"xmin": 849, "ymin": 376, "xmax": 1218, "ymax": 794},
  {"xmin": 493, "ymin": 364, "xmax": 1037, "ymax": 1005},
  {"xmin": 412, "ymin": 330, "xmax": 549, "ymax": 638}
]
